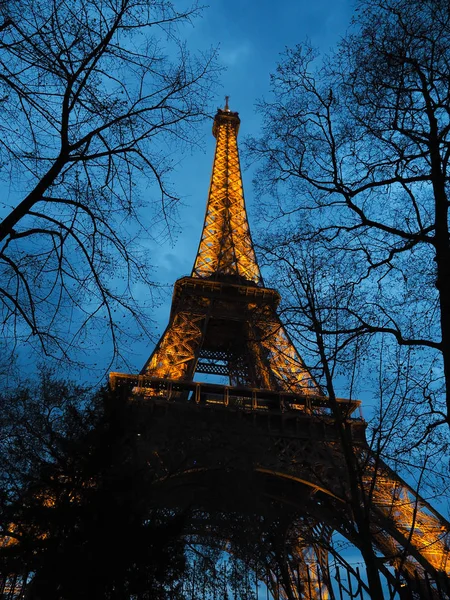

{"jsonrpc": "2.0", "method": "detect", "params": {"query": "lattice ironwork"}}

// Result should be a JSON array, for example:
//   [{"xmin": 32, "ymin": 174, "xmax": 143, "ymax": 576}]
[
  {"xmin": 141, "ymin": 311, "xmax": 203, "ymax": 380},
  {"xmin": 113, "ymin": 102, "xmax": 450, "ymax": 599},
  {"xmin": 142, "ymin": 103, "xmax": 321, "ymax": 395},
  {"xmin": 257, "ymin": 317, "xmax": 318, "ymax": 394},
  {"xmin": 140, "ymin": 106, "xmax": 321, "ymax": 393},
  {"xmin": 366, "ymin": 459, "xmax": 450, "ymax": 577},
  {"xmin": 192, "ymin": 107, "xmax": 260, "ymax": 283},
  {"xmin": 141, "ymin": 276, "xmax": 320, "ymax": 393}
]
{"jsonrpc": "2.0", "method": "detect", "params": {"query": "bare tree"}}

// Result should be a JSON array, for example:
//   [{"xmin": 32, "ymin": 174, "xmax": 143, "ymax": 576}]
[
  {"xmin": 246, "ymin": 0, "xmax": 450, "ymax": 429},
  {"xmin": 257, "ymin": 233, "xmax": 449, "ymax": 598},
  {"xmin": 0, "ymin": 0, "xmax": 217, "ymax": 368}
]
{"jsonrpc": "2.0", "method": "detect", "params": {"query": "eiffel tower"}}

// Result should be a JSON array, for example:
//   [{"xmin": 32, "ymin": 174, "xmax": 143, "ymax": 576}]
[{"xmin": 110, "ymin": 100, "xmax": 450, "ymax": 599}]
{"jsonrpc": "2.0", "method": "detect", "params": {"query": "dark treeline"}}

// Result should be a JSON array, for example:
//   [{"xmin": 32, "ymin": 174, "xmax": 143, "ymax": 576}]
[{"xmin": 0, "ymin": 372, "xmax": 187, "ymax": 599}]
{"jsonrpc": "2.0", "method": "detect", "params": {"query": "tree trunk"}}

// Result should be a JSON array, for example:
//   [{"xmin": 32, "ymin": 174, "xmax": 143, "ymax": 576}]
[{"xmin": 428, "ymin": 130, "xmax": 450, "ymax": 427}]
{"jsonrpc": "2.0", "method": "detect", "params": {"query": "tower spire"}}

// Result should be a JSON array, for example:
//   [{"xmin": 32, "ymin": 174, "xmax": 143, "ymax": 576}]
[{"xmin": 192, "ymin": 106, "xmax": 261, "ymax": 284}]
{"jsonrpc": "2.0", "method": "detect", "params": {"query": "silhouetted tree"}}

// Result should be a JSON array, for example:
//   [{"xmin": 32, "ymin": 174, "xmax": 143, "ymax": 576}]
[
  {"xmin": 247, "ymin": 0, "xmax": 450, "ymax": 431},
  {"xmin": 257, "ymin": 236, "xmax": 450, "ymax": 598},
  {"xmin": 0, "ymin": 372, "xmax": 187, "ymax": 599},
  {"xmin": 0, "ymin": 0, "xmax": 217, "ymax": 369}
]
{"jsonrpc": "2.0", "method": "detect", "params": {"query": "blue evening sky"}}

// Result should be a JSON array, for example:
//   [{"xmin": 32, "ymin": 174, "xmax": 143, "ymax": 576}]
[{"xmin": 125, "ymin": 0, "xmax": 356, "ymax": 375}]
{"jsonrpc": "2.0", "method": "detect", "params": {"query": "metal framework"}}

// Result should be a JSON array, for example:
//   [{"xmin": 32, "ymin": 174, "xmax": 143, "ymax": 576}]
[
  {"xmin": 192, "ymin": 103, "xmax": 261, "ymax": 283},
  {"xmin": 141, "ymin": 104, "xmax": 320, "ymax": 394},
  {"xmin": 110, "ymin": 102, "xmax": 450, "ymax": 598}
]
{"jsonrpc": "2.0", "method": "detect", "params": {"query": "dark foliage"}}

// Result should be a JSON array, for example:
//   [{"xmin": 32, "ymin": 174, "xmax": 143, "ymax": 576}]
[{"xmin": 0, "ymin": 372, "xmax": 186, "ymax": 599}]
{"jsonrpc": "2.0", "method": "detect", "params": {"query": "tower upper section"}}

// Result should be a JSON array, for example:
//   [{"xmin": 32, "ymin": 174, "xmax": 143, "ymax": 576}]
[{"xmin": 191, "ymin": 103, "xmax": 262, "ymax": 284}]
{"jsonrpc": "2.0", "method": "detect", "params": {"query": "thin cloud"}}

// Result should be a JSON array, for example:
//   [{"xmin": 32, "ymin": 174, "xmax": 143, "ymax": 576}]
[{"xmin": 221, "ymin": 41, "xmax": 252, "ymax": 66}]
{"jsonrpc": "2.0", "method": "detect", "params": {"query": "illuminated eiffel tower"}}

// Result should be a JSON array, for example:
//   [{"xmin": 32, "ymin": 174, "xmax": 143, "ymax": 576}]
[{"xmin": 111, "ymin": 101, "xmax": 450, "ymax": 599}]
